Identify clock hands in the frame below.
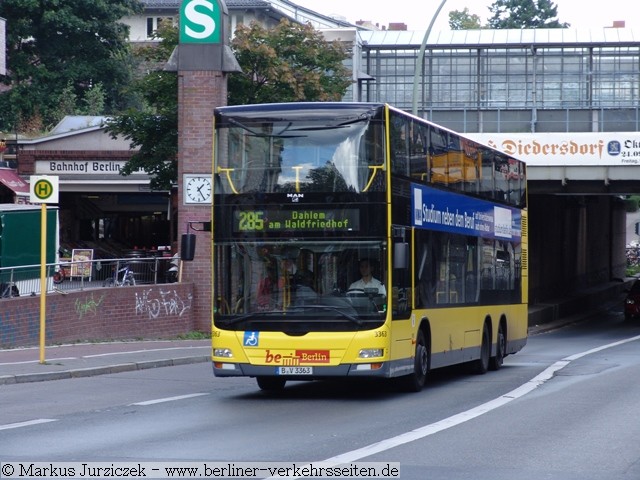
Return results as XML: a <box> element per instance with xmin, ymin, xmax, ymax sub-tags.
<box><xmin>186</xmin><ymin>176</ymin><xmax>211</xmax><ymax>203</ymax></box>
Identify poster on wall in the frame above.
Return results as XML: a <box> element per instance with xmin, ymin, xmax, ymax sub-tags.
<box><xmin>71</xmin><ymin>249</ymin><xmax>93</xmax><ymax>279</ymax></box>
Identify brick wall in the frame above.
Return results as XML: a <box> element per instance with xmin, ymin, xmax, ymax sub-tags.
<box><xmin>0</xmin><ymin>283</ymin><xmax>195</xmax><ymax>349</ymax></box>
<box><xmin>177</xmin><ymin>70</ymin><xmax>228</xmax><ymax>331</ymax></box>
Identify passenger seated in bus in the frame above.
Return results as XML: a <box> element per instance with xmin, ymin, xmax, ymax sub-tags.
<box><xmin>257</xmin><ymin>266</ymin><xmax>277</xmax><ymax>310</ymax></box>
<box><xmin>293</xmin><ymin>269</ymin><xmax>317</xmax><ymax>304</ymax></box>
<box><xmin>348</xmin><ymin>258</ymin><xmax>386</xmax><ymax>296</ymax></box>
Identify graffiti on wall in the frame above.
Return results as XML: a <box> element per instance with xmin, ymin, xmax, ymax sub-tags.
<box><xmin>75</xmin><ymin>293</ymin><xmax>105</xmax><ymax>319</ymax></box>
<box><xmin>135</xmin><ymin>288</ymin><xmax>193</xmax><ymax>319</ymax></box>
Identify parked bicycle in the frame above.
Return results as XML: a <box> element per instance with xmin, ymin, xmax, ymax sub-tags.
<box><xmin>0</xmin><ymin>281</ymin><xmax>20</xmax><ymax>298</ymax></box>
<box><xmin>103</xmin><ymin>262</ymin><xmax>136</xmax><ymax>287</ymax></box>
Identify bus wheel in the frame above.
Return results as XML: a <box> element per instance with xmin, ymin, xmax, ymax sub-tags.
<box><xmin>398</xmin><ymin>329</ymin><xmax>429</xmax><ymax>392</ymax></box>
<box><xmin>489</xmin><ymin>323</ymin><xmax>505</xmax><ymax>371</ymax></box>
<box><xmin>256</xmin><ymin>376</ymin><xmax>286</xmax><ymax>391</ymax></box>
<box><xmin>471</xmin><ymin>323</ymin><xmax>490</xmax><ymax>375</ymax></box>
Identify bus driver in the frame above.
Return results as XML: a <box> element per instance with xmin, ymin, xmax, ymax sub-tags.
<box><xmin>349</xmin><ymin>258</ymin><xmax>386</xmax><ymax>296</ymax></box>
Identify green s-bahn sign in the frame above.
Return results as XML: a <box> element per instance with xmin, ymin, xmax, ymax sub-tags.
<box><xmin>180</xmin><ymin>0</ymin><xmax>222</xmax><ymax>44</ymax></box>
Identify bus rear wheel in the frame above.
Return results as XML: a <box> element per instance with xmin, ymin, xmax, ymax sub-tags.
<box><xmin>256</xmin><ymin>376</ymin><xmax>286</xmax><ymax>391</ymax></box>
<box><xmin>489</xmin><ymin>323</ymin><xmax>505</xmax><ymax>371</ymax></box>
<box><xmin>398</xmin><ymin>329</ymin><xmax>429</xmax><ymax>392</ymax></box>
<box><xmin>470</xmin><ymin>323</ymin><xmax>490</xmax><ymax>374</ymax></box>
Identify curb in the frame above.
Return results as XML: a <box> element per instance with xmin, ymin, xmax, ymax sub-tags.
<box><xmin>0</xmin><ymin>355</ymin><xmax>209</xmax><ymax>386</ymax></box>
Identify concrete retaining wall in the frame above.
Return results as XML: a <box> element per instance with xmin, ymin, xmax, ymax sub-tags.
<box><xmin>528</xmin><ymin>279</ymin><xmax>632</xmax><ymax>327</ymax></box>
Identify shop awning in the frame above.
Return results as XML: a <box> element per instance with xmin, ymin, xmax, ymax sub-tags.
<box><xmin>0</xmin><ymin>169</ymin><xmax>30</xmax><ymax>195</ymax></box>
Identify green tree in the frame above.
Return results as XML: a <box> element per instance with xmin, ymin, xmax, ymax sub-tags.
<box><xmin>107</xmin><ymin>19</ymin><xmax>352</xmax><ymax>190</ymax></box>
<box><xmin>449</xmin><ymin>8</ymin><xmax>483</xmax><ymax>30</ymax></box>
<box><xmin>626</xmin><ymin>196</ymin><xmax>640</xmax><ymax>213</ymax></box>
<box><xmin>0</xmin><ymin>0</ymin><xmax>142</xmax><ymax>133</ymax></box>
<box><xmin>82</xmin><ymin>83</ymin><xmax>107</xmax><ymax>116</ymax></box>
<box><xmin>487</xmin><ymin>0</ymin><xmax>569</xmax><ymax>29</ymax></box>
<box><xmin>228</xmin><ymin>19</ymin><xmax>351</xmax><ymax>105</ymax></box>
<box><xmin>52</xmin><ymin>82</ymin><xmax>79</xmax><ymax>123</ymax></box>
<box><xmin>105</xmin><ymin>20</ymin><xmax>179</xmax><ymax>191</ymax></box>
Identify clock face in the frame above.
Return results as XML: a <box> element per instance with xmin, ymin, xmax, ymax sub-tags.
<box><xmin>185</xmin><ymin>175</ymin><xmax>212</xmax><ymax>204</ymax></box>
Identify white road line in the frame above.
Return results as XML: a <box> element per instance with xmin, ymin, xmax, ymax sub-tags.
<box><xmin>84</xmin><ymin>347</ymin><xmax>209</xmax><ymax>358</ymax></box>
<box><xmin>129</xmin><ymin>393</ymin><xmax>209</xmax><ymax>406</ymax></box>
<box><xmin>0</xmin><ymin>358</ymin><xmax>77</xmax><ymax>366</ymax></box>
<box><xmin>319</xmin><ymin>333</ymin><xmax>640</xmax><ymax>465</ymax></box>
<box><xmin>0</xmin><ymin>419</ymin><xmax>58</xmax><ymax>431</ymax></box>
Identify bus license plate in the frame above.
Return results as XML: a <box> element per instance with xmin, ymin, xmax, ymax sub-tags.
<box><xmin>277</xmin><ymin>366</ymin><xmax>313</xmax><ymax>375</ymax></box>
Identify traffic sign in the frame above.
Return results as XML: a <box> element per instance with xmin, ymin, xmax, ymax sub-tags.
<box><xmin>180</xmin><ymin>0</ymin><xmax>222</xmax><ymax>44</ymax></box>
<box><xmin>30</xmin><ymin>175</ymin><xmax>59</xmax><ymax>204</ymax></box>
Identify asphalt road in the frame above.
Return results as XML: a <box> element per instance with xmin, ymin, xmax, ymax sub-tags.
<box><xmin>2</xmin><ymin>307</ymin><xmax>640</xmax><ymax>480</ymax></box>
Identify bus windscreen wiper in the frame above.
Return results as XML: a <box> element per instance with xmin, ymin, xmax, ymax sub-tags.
<box><xmin>294</xmin><ymin>305</ymin><xmax>364</xmax><ymax>326</ymax></box>
<box><xmin>228</xmin><ymin>119</ymin><xmax>305</xmax><ymax>138</ymax></box>
<box><xmin>222</xmin><ymin>310</ymin><xmax>290</xmax><ymax>326</ymax></box>
<box><xmin>290</xmin><ymin>115</ymin><xmax>371</xmax><ymax>132</ymax></box>
<box><xmin>222</xmin><ymin>306</ymin><xmax>363</xmax><ymax>326</ymax></box>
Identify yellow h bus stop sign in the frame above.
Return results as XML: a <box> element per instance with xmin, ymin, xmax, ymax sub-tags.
<box><xmin>30</xmin><ymin>175</ymin><xmax>59</xmax><ymax>204</ymax></box>
<box><xmin>29</xmin><ymin>175</ymin><xmax>59</xmax><ymax>363</ymax></box>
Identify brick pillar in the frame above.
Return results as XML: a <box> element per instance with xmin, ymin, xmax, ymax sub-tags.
<box><xmin>178</xmin><ymin>71</ymin><xmax>227</xmax><ymax>332</ymax></box>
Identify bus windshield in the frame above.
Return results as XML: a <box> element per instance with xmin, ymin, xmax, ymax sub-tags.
<box><xmin>215</xmin><ymin>104</ymin><xmax>386</xmax><ymax>194</ymax></box>
<box><xmin>214</xmin><ymin>240</ymin><xmax>388</xmax><ymax>332</ymax></box>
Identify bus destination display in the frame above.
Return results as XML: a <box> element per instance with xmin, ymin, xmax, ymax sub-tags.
<box><xmin>233</xmin><ymin>208</ymin><xmax>360</xmax><ymax>233</ymax></box>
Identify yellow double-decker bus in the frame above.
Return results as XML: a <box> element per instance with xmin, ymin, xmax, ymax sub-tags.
<box><xmin>211</xmin><ymin>102</ymin><xmax>527</xmax><ymax>391</ymax></box>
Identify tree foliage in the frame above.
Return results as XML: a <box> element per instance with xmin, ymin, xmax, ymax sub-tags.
<box><xmin>105</xmin><ymin>21</ymin><xmax>179</xmax><ymax>191</ymax></box>
<box><xmin>449</xmin><ymin>8</ymin><xmax>483</xmax><ymax>30</ymax></box>
<box><xmin>487</xmin><ymin>0</ymin><xmax>569</xmax><ymax>29</ymax></box>
<box><xmin>0</xmin><ymin>0</ymin><xmax>142</xmax><ymax>133</ymax></box>
<box><xmin>108</xmin><ymin>19</ymin><xmax>352</xmax><ymax>190</ymax></box>
<box><xmin>228</xmin><ymin>19</ymin><xmax>351</xmax><ymax>105</ymax></box>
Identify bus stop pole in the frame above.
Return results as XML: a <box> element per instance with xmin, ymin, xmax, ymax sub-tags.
<box><xmin>39</xmin><ymin>203</ymin><xmax>47</xmax><ymax>364</ymax></box>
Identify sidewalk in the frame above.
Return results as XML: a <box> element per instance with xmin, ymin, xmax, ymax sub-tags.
<box><xmin>0</xmin><ymin>280</ymin><xmax>631</xmax><ymax>386</ymax></box>
<box><xmin>0</xmin><ymin>339</ymin><xmax>210</xmax><ymax>385</ymax></box>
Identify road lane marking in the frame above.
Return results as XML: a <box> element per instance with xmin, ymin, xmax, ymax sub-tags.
<box><xmin>0</xmin><ymin>358</ymin><xmax>77</xmax><ymax>366</ymax></box>
<box><xmin>320</xmin><ymin>333</ymin><xmax>640</xmax><ymax>465</ymax></box>
<box><xmin>0</xmin><ymin>419</ymin><xmax>58</xmax><ymax>431</ymax></box>
<box><xmin>129</xmin><ymin>393</ymin><xmax>209</xmax><ymax>406</ymax></box>
<box><xmin>84</xmin><ymin>347</ymin><xmax>210</xmax><ymax>359</ymax></box>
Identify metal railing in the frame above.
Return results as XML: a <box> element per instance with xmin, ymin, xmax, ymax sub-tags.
<box><xmin>0</xmin><ymin>256</ymin><xmax>179</xmax><ymax>298</ymax></box>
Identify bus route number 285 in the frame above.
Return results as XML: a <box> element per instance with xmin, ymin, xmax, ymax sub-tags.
<box><xmin>237</xmin><ymin>211</ymin><xmax>264</xmax><ymax>232</ymax></box>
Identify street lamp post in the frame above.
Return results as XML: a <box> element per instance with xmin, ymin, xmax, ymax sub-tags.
<box><xmin>412</xmin><ymin>0</ymin><xmax>448</xmax><ymax>117</ymax></box>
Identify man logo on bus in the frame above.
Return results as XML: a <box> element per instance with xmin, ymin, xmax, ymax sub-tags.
<box><xmin>287</xmin><ymin>193</ymin><xmax>304</xmax><ymax>203</ymax></box>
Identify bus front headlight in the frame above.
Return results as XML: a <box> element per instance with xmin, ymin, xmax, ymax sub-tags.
<box><xmin>359</xmin><ymin>348</ymin><xmax>383</xmax><ymax>358</ymax></box>
<box><xmin>214</xmin><ymin>348</ymin><xmax>234</xmax><ymax>358</ymax></box>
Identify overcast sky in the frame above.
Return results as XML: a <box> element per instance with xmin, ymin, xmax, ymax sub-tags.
<box><xmin>289</xmin><ymin>0</ymin><xmax>634</xmax><ymax>31</ymax></box>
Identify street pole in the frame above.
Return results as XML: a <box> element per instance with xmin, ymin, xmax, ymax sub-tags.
<box><xmin>412</xmin><ymin>0</ymin><xmax>448</xmax><ymax>117</ymax></box>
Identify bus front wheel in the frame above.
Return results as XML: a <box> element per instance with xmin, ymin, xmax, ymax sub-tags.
<box><xmin>398</xmin><ymin>329</ymin><xmax>429</xmax><ymax>392</ymax></box>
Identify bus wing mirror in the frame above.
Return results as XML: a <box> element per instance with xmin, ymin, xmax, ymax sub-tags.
<box><xmin>394</xmin><ymin>242</ymin><xmax>409</xmax><ymax>269</ymax></box>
